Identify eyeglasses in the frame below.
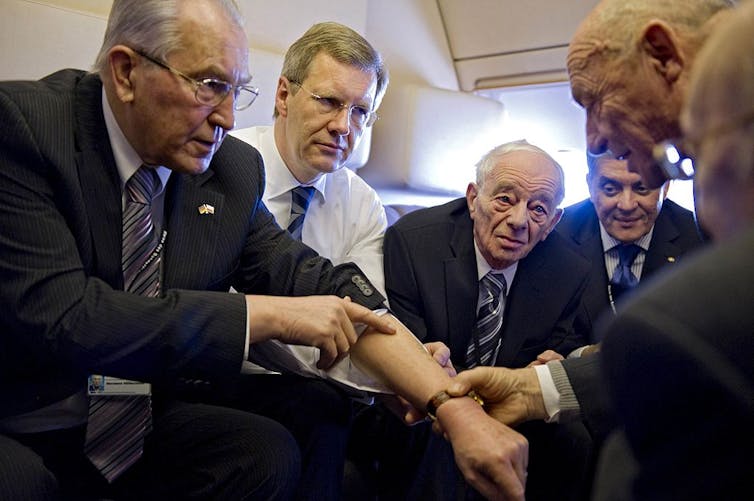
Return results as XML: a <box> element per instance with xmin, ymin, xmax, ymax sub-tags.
<box><xmin>290</xmin><ymin>81</ymin><xmax>378</xmax><ymax>129</ymax></box>
<box><xmin>134</xmin><ymin>50</ymin><xmax>259</xmax><ymax>111</ymax></box>
<box><xmin>653</xmin><ymin>108</ymin><xmax>754</xmax><ymax>181</ymax></box>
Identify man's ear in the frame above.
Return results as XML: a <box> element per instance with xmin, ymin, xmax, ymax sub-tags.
<box><xmin>586</xmin><ymin>171</ymin><xmax>599</xmax><ymax>200</ymax></box>
<box><xmin>275</xmin><ymin>77</ymin><xmax>291</xmax><ymax>117</ymax></box>
<box><xmin>108</xmin><ymin>45</ymin><xmax>138</xmax><ymax>103</ymax></box>
<box><xmin>466</xmin><ymin>182</ymin><xmax>479</xmax><ymax>215</ymax></box>
<box><xmin>641</xmin><ymin>21</ymin><xmax>684</xmax><ymax>84</ymax></box>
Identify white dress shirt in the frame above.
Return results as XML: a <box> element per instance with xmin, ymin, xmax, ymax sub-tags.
<box><xmin>231</xmin><ymin>126</ymin><xmax>388</xmax><ymax>296</ymax></box>
<box><xmin>231</xmin><ymin>125</ymin><xmax>392</xmax><ymax>394</ymax></box>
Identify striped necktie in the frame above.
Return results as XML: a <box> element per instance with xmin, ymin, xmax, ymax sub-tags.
<box><xmin>466</xmin><ymin>272</ymin><xmax>507</xmax><ymax>368</ymax></box>
<box><xmin>85</xmin><ymin>166</ymin><xmax>160</xmax><ymax>482</ymax></box>
<box><xmin>287</xmin><ymin>186</ymin><xmax>316</xmax><ymax>240</ymax></box>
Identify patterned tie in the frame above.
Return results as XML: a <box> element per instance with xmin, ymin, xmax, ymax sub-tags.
<box><xmin>85</xmin><ymin>166</ymin><xmax>160</xmax><ymax>482</ymax></box>
<box><xmin>466</xmin><ymin>272</ymin><xmax>507</xmax><ymax>368</ymax></box>
<box><xmin>609</xmin><ymin>243</ymin><xmax>641</xmax><ymax>303</ymax></box>
<box><xmin>287</xmin><ymin>186</ymin><xmax>316</xmax><ymax>240</ymax></box>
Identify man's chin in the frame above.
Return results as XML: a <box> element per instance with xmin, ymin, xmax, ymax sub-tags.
<box><xmin>169</xmin><ymin>157</ymin><xmax>212</xmax><ymax>176</ymax></box>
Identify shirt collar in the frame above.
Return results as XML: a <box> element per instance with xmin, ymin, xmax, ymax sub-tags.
<box><xmin>598</xmin><ymin>222</ymin><xmax>655</xmax><ymax>253</ymax></box>
<box><xmin>473</xmin><ymin>238</ymin><xmax>518</xmax><ymax>288</ymax></box>
<box><xmin>262</xmin><ymin>125</ymin><xmax>326</xmax><ymax>202</ymax></box>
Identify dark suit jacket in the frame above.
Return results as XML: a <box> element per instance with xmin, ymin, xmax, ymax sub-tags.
<box><xmin>0</xmin><ymin>69</ymin><xmax>384</xmax><ymax>419</ymax></box>
<box><xmin>384</xmin><ymin>198</ymin><xmax>591</xmax><ymax>368</ymax></box>
<box><xmin>556</xmin><ymin>198</ymin><xmax>705</xmax><ymax>339</ymax></box>
<box><xmin>594</xmin><ymin>225</ymin><xmax>754</xmax><ymax>500</ymax></box>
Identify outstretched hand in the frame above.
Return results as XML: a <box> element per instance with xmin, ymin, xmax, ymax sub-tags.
<box><xmin>246</xmin><ymin>295</ymin><xmax>395</xmax><ymax>369</ymax></box>
<box><xmin>445</xmin><ymin>366</ymin><xmax>547</xmax><ymax>426</ymax></box>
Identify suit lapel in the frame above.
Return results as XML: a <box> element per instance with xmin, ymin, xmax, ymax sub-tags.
<box><xmin>572</xmin><ymin>204</ymin><xmax>612</xmax><ymax>316</ymax></box>
<box><xmin>162</xmin><ymin>170</ymin><xmax>224</xmax><ymax>289</ymax></box>
<box><xmin>74</xmin><ymin>74</ymin><xmax>124</xmax><ymax>289</ymax></box>
<box><xmin>644</xmin><ymin>205</ymin><xmax>682</xmax><ymax>277</ymax></box>
<box><xmin>496</xmin><ymin>243</ymin><xmax>548</xmax><ymax>367</ymax></box>
<box><xmin>444</xmin><ymin>206</ymin><xmax>479</xmax><ymax>361</ymax></box>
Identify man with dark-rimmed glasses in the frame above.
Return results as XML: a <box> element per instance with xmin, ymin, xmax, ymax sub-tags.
<box><xmin>0</xmin><ymin>2</ymin><xmax>529</xmax><ymax>499</ymax></box>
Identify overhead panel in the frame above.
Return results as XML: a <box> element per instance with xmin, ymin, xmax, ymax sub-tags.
<box><xmin>437</xmin><ymin>0</ymin><xmax>600</xmax><ymax>90</ymax></box>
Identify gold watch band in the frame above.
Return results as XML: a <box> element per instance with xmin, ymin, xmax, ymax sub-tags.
<box><xmin>426</xmin><ymin>389</ymin><xmax>484</xmax><ymax>421</ymax></box>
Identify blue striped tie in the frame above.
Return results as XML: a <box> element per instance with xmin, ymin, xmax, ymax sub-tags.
<box><xmin>466</xmin><ymin>272</ymin><xmax>507</xmax><ymax>368</ymax></box>
<box><xmin>85</xmin><ymin>166</ymin><xmax>159</xmax><ymax>482</ymax></box>
<box><xmin>287</xmin><ymin>186</ymin><xmax>316</xmax><ymax>240</ymax></box>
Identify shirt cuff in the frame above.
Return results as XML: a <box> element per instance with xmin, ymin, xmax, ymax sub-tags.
<box><xmin>533</xmin><ymin>364</ymin><xmax>561</xmax><ymax>423</ymax></box>
<box><xmin>546</xmin><ymin>360</ymin><xmax>581</xmax><ymax>422</ymax></box>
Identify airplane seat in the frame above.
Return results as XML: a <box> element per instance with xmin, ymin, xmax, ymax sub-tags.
<box><xmin>384</xmin><ymin>203</ymin><xmax>425</xmax><ymax>226</ymax></box>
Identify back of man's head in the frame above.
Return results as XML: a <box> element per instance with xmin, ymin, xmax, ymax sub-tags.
<box><xmin>683</xmin><ymin>0</ymin><xmax>754</xmax><ymax>239</ymax></box>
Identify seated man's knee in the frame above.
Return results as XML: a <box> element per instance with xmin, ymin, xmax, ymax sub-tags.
<box><xmin>0</xmin><ymin>435</ymin><xmax>59</xmax><ymax>500</ymax></box>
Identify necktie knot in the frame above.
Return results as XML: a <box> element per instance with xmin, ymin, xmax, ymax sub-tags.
<box><xmin>127</xmin><ymin>166</ymin><xmax>160</xmax><ymax>205</ymax></box>
<box><xmin>480</xmin><ymin>272</ymin><xmax>506</xmax><ymax>313</ymax></box>
<box><xmin>287</xmin><ymin>186</ymin><xmax>316</xmax><ymax>240</ymax></box>
<box><xmin>610</xmin><ymin>243</ymin><xmax>641</xmax><ymax>291</ymax></box>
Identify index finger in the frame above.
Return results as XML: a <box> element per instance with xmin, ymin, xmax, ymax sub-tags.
<box><xmin>341</xmin><ymin>300</ymin><xmax>396</xmax><ymax>335</ymax></box>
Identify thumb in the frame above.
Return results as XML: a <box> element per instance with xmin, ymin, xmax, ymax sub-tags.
<box><xmin>447</xmin><ymin>374</ymin><xmax>474</xmax><ymax>397</ymax></box>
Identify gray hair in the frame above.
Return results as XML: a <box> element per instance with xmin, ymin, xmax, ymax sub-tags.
<box><xmin>93</xmin><ymin>0</ymin><xmax>245</xmax><ymax>74</ymax></box>
<box><xmin>570</xmin><ymin>0</ymin><xmax>736</xmax><ymax>71</ymax></box>
<box><xmin>476</xmin><ymin>140</ymin><xmax>566</xmax><ymax>206</ymax></box>
<box><xmin>275</xmin><ymin>21</ymin><xmax>389</xmax><ymax>118</ymax></box>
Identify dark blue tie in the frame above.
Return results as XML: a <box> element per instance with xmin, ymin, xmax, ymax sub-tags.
<box><xmin>466</xmin><ymin>272</ymin><xmax>507</xmax><ymax>368</ymax></box>
<box><xmin>287</xmin><ymin>186</ymin><xmax>316</xmax><ymax>240</ymax></box>
<box><xmin>611</xmin><ymin>244</ymin><xmax>641</xmax><ymax>289</ymax></box>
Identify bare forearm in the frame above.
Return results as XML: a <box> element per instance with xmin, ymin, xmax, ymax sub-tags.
<box><xmin>350</xmin><ymin>315</ymin><xmax>452</xmax><ymax>412</ymax></box>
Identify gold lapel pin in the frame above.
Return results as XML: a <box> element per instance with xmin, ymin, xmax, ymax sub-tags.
<box><xmin>197</xmin><ymin>203</ymin><xmax>215</xmax><ymax>215</ymax></box>
<box><xmin>667</xmin><ymin>256</ymin><xmax>676</xmax><ymax>263</ymax></box>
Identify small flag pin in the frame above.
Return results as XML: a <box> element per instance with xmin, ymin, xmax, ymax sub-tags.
<box><xmin>198</xmin><ymin>203</ymin><xmax>215</xmax><ymax>215</ymax></box>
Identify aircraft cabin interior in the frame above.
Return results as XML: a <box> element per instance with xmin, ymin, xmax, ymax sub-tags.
<box><xmin>0</xmin><ymin>0</ymin><xmax>696</xmax><ymax>214</ymax></box>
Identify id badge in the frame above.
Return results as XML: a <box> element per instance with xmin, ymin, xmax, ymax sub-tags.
<box><xmin>87</xmin><ymin>375</ymin><xmax>151</xmax><ymax>396</ymax></box>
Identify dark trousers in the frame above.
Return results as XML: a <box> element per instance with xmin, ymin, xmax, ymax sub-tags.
<box><xmin>347</xmin><ymin>403</ymin><xmax>596</xmax><ymax>501</ymax></box>
<box><xmin>3</xmin><ymin>399</ymin><xmax>300</xmax><ymax>500</ymax></box>
<box><xmin>180</xmin><ymin>373</ymin><xmax>354</xmax><ymax>501</ymax></box>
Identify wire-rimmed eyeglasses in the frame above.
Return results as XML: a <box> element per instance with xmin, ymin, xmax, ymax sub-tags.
<box><xmin>134</xmin><ymin>49</ymin><xmax>259</xmax><ymax>111</ymax></box>
<box><xmin>290</xmin><ymin>80</ymin><xmax>378</xmax><ymax>129</ymax></box>
<box><xmin>653</xmin><ymin>108</ymin><xmax>754</xmax><ymax>181</ymax></box>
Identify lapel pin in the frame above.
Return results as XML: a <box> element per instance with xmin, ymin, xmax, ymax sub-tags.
<box><xmin>667</xmin><ymin>256</ymin><xmax>676</xmax><ymax>263</ymax></box>
<box><xmin>197</xmin><ymin>203</ymin><xmax>215</xmax><ymax>215</ymax></box>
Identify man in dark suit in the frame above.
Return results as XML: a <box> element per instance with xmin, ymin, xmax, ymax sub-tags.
<box><xmin>557</xmin><ymin>154</ymin><xmax>704</xmax><ymax>338</ymax></box>
<box><xmin>349</xmin><ymin>140</ymin><xmax>592</xmax><ymax>500</ymax></box>
<box><xmin>0</xmin><ymin>1</ymin><xmax>528</xmax><ymax>499</ymax></box>
<box><xmin>441</xmin><ymin>0</ymin><xmax>752</xmax><ymax>499</ymax></box>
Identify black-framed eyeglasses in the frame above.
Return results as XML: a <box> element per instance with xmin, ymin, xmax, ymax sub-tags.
<box><xmin>134</xmin><ymin>49</ymin><xmax>259</xmax><ymax>111</ymax></box>
<box><xmin>289</xmin><ymin>80</ymin><xmax>378</xmax><ymax>129</ymax></box>
<box><xmin>653</xmin><ymin>108</ymin><xmax>754</xmax><ymax>181</ymax></box>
